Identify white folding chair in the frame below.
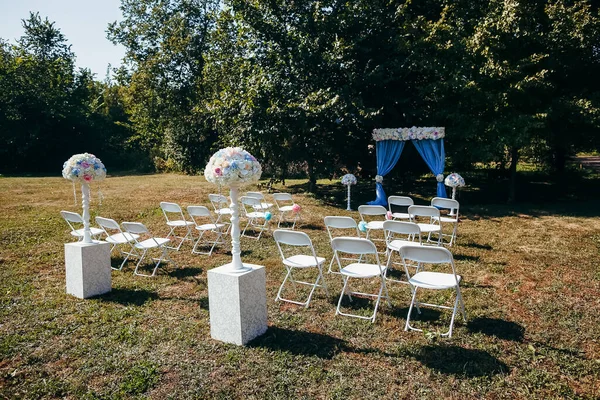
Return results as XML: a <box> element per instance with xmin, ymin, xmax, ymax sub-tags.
<box><xmin>159</xmin><ymin>202</ymin><xmax>195</xmax><ymax>251</ymax></box>
<box><xmin>60</xmin><ymin>210</ymin><xmax>104</xmax><ymax>242</ymax></box>
<box><xmin>431</xmin><ymin>197</ymin><xmax>460</xmax><ymax>246</ymax></box>
<box><xmin>246</xmin><ymin>191</ymin><xmax>273</xmax><ymax>210</ymax></box>
<box><xmin>324</xmin><ymin>216</ymin><xmax>361</xmax><ymax>274</ymax></box>
<box><xmin>388</xmin><ymin>195</ymin><xmax>414</xmax><ymax>220</ymax></box>
<box><xmin>273</xmin><ymin>230</ymin><xmax>328</xmax><ymax>308</ymax></box>
<box><xmin>187</xmin><ymin>205</ymin><xmax>226</xmax><ymax>256</ymax></box>
<box><xmin>240</xmin><ymin>196</ymin><xmax>270</xmax><ymax>239</ymax></box>
<box><xmin>401</xmin><ymin>245</ymin><xmax>466</xmax><ymax>337</ymax></box>
<box><xmin>331</xmin><ymin>237</ymin><xmax>390</xmax><ymax>323</ymax></box>
<box><xmin>358</xmin><ymin>205</ymin><xmax>388</xmax><ymax>253</ymax></box>
<box><xmin>408</xmin><ymin>205</ymin><xmax>442</xmax><ymax>245</ymax></box>
<box><xmin>272</xmin><ymin>193</ymin><xmax>300</xmax><ymax>229</ymax></box>
<box><xmin>208</xmin><ymin>194</ymin><xmax>232</xmax><ymax>233</ymax></box>
<box><xmin>383</xmin><ymin>220</ymin><xmax>423</xmax><ymax>284</ymax></box>
<box><xmin>121</xmin><ymin>222</ymin><xmax>177</xmax><ymax>277</ymax></box>
<box><xmin>95</xmin><ymin>216</ymin><xmax>140</xmax><ymax>270</ymax></box>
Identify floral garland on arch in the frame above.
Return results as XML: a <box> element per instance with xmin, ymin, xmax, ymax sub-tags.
<box><xmin>372</xmin><ymin>127</ymin><xmax>445</xmax><ymax>142</ymax></box>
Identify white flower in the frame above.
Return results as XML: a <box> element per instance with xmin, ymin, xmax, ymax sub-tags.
<box><xmin>436</xmin><ymin>174</ymin><xmax>445</xmax><ymax>183</ymax></box>
<box><xmin>375</xmin><ymin>175</ymin><xmax>383</xmax><ymax>183</ymax></box>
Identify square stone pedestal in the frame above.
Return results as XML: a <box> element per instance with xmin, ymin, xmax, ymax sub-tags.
<box><xmin>65</xmin><ymin>242</ymin><xmax>111</xmax><ymax>299</ymax></box>
<box><xmin>207</xmin><ymin>263</ymin><xmax>268</xmax><ymax>345</ymax></box>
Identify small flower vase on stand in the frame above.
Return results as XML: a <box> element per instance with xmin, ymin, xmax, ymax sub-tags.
<box><xmin>341</xmin><ymin>174</ymin><xmax>357</xmax><ymax>211</ymax></box>
<box><xmin>444</xmin><ymin>173</ymin><xmax>465</xmax><ymax>216</ymax></box>
<box><xmin>204</xmin><ymin>147</ymin><xmax>267</xmax><ymax>346</ymax></box>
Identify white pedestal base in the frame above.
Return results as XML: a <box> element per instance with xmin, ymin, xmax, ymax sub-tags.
<box><xmin>65</xmin><ymin>242</ymin><xmax>111</xmax><ymax>299</ymax></box>
<box><xmin>207</xmin><ymin>263</ymin><xmax>267</xmax><ymax>345</ymax></box>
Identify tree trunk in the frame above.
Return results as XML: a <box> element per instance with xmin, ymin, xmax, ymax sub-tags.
<box><xmin>552</xmin><ymin>144</ymin><xmax>568</xmax><ymax>173</ymax></box>
<box><xmin>307</xmin><ymin>158</ymin><xmax>317</xmax><ymax>193</ymax></box>
<box><xmin>508</xmin><ymin>146</ymin><xmax>519</xmax><ymax>203</ymax></box>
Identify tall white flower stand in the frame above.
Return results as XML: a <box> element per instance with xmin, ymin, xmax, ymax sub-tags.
<box><xmin>65</xmin><ymin>182</ymin><xmax>111</xmax><ymax>299</ymax></box>
<box><xmin>207</xmin><ymin>186</ymin><xmax>267</xmax><ymax>345</ymax></box>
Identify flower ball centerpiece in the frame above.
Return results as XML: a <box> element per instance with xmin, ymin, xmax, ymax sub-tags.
<box><xmin>444</xmin><ymin>173</ymin><xmax>465</xmax><ymax>200</ymax></box>
<box><xmin>341</xmin><ymin>173</ymin><xmax>357</xmax><ymax>211</ymax></box>
<box><xmin>205</xmin><ymin>147</ymin><xmax>262</xmax><ymax>272</ymax></box>
<box><xmin>62</xmin><ymin>153</ymin><xmax>107</xmax><ymax>243</ymax></box>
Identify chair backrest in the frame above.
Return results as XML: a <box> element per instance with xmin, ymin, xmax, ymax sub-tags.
<box><xmin>273</xmin><ymin>229</ymin><xmax>312</xmax><ymax>247</ymax></box>
<box><xmin>61</xmin><ymin>210</ymin><xmax>83</xmax><ymax>224</ymax></box>
<box><xmin>121</xmin><ymin>222</ymin><xmax>149</xmax><ymax>235</ymax></box>
<box><xmin>388</xmin><ymin>195</ymin><xmax>414</xmax><ymax>210</ymax></box>
<box><xmin>160</xmin><ymin>201</ymin><xmax>182</xmax><ymax>213</ymax></box>
<box><xmin>208</xmin><ymin>194</ymin><xmax>229</xmax><ymax>209</ymax></box>
<box><xmin>272</xmin><ymin>193</ymin><xmax>293</xmax><ymax>202</ymax></box>
<box><xmin>324</xmin><ymin>216</ymin><xmax>360</xmax><ymax>240</ymax></box>
<box><xmin>358</xmin><ymin>205</ymin><xmax>387</xmax><ymax>224</ymax></box>
<box><xmin>331</xmin><ymin>237</ymin><xmax>377</xmax><ymax>255</ymax></box>
<box><xmin>96</xmin><ymin>216</ymin><xmax>121</xmax><ymax>231</ymax></box>
<box><xmin>240</xmin><ymin>196</ymin><xmax>262</xmax><ymax>214</ymax></box>
<box><xmin>431</xmin><ymin>197</ymin><xmax>459</xmax><ymax>213</ymax></box>
<box><xmin>401</xmin><ymin>245</ymin><xmax>458</xmax><ymax>278</ymax></box>
<box><xmin>187</xmin><ymin>205</ymin><xmax>212</xmax><ymax>218</ymax></box>
<box><xmin>408</xmin><ymin>205</ymin><xmax>440</xmax><ymax>218</ymax></box>
<box><xmin>246</xmin><ymin>191</ymin><xmax>265</xmax><ymax>200</ymax></box>
<box><xmin>383</xmin><ymin>220</ymin><xmax>421</xmax><ymax>236</ymax></box>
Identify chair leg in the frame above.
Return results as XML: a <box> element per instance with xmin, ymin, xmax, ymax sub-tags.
<box><xmin>133</xmin><ymin>249</ymin><xmax>149</xmax><ymax>276</ymax></box>
<box><xmin>405</xmin><ymin>286</ymin><xmax>419</xmax><ymax>332</ymax></box>
<box><xmin>336</xmin><ymin>276</ymin><xmax>350</xmax><ymax>315</ymax></box>
<box><xmin>275</xmin><ymin>268</ymin><xmax>293</xmax><ymax>302</ymax></box>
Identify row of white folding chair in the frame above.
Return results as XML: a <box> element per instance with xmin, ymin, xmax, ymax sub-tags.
<box><xmin>247</xmin><ymin>192</ymin><xmax>300</xmax><ymax>229</ymax></box>
<box><xmin>273</xmin><ymin>229</ymin><xmax>465</xmax><ymax>335</ymax></box>
<box><xmin>388</xmin><ymin>196</ymin><xmax>460</xmax><ymax>246</ymax></box>
<box><xmin>160</xmin><ymin>202</ymin><xmax>226</xmax><ymax>255</ymax></box>
<box><xmin>94</xmin><ymin>216</ymin><xmax>176</xmax><ymax>277</ymax></box>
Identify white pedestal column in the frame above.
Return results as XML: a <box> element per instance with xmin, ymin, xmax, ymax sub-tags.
<box><xmin>207</xmin><ymin>263</ymin><xmax>267</xmax><ymax>345</ymax></box>
<box><xmin>65</xmin><ymin>242</ymin><xmax>111</xmax><ymax>299</ymax></box>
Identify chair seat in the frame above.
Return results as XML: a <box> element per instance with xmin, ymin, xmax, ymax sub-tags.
<box><xmin>341</xmin><ymin>263</ymin><xmax>387</xmax><ymax>278</ymax></box>
<box><xmin>246</xmin><ymin>212</ymin><xmax>266</xmax><ymax>218</ymax></box>
<box><xmin>392</xmin><ymin>212</ymin><xmax>411</xmax><ymax>219</ymax></box>
<box><xmin>279</xmin><ymin>205</ymin><xmax>294</xmax><ymax>212</ymax></box>
<box><xmin>417</xmin><ymin>223</ymin><xmax>441</xmax><ymax>233</ymax></box>
<box><xmin>366</xmin><ymin>221</ymin><xmax>385</xmax><ymax>230</ymax></box>
<box><xmin>135</xmin><ymin>237</ymin><xmax>170</xmax><ymax>249</ymax></box>
<box><xmin>72</xmin><ymin>227</ymin><xmax>105</xmax><ymax>237</ymax></box>
<box><xmin>105</xmin><ymin>232</ymin><xmax>140</xmax><ymax>244</ymax></box>
<box><xmin>166</xmin><ymin>220</ymin><xmax>194</xmax><ymax>227</ymax></box>
<box><xmin>195</xmin><ymin>223</ymin><xmax>225</xmax><ymax>231</ymax></box>
<box><xmin>409</xmin><ymin>271</ymin><xmax>461</xmax><ymax>290</ymax></box>
<box><xmin>433</xmin><ymin>216</ymin><xmax>458</xmax><ymax>223</ymax></box>
<box><xmin>216</xmin><ymin>208</ymin><xmax>233</xmax><ymax>215</ymax></box>
<box><xmin>388</xmin><ymin>239</ymin><xmax>422</xmax><ymax>252</ymax></box>
<box><xmin>283</xmin><ymin>255</ymin><xmax>325</xmax><ymax>268</ymax></box>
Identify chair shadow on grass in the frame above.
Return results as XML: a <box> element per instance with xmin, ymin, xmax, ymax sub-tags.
<box><xmin>412</xmin><ymin>345</ymin><xmax>509</xmax><ymax>377</ymax></box>
<box><xmin>249</xmin><ymin>326</ymin><xmax>346</xmax><ymax>360</ymax></box>
<box><xmin>97</xmin><ymin>288</ymin><xmax>158</xmax><ymax>306</ymax></box>
<box><xmin>453</xmin><ymin>254</ymin><xmax>480</xmax><ymax>262</ymax></box>
<box><xmin>168</xmin><ymin>266</ymin><xmax>204</xmax><ymax>280</ymax></box>
<box><xmin>462</xmin><ymin>242</ymin><xmax>493</xmax><ymax>251</ymax></box>
<box><xmin>467</xmin><ymin>317</ymin><xmax>525</xmax><ymax>342</ymax></box>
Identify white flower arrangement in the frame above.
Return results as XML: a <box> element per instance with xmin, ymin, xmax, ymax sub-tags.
<box><xmin>62</xmin><ymin>153</ymin><xmax>106</xmax><ymax>183</ymax></box>
<box><xmin>204</xmin><ymin>147</ymin><xmax>262</xmax><ymax>187</ymax></box>
<box><xmin>341</xmin><ymin>173</ymin><xmax>357</xmax><ymax>186</ymax></box>
<box><xmin>372</xmin><ymin>127</ymin><xmax>445</xmax><ymax>142</ymax></box>
<box><xmin>445</xmin><ymin>173</ymin><xmax>465</xmax><ymax>188</ymax></box>
<box><xmin>375</xmin><ymin>175</ymin><xmax>384</xmax><ymax>183</ymax></box>
<box><xmin>436</xmin><ymin>174</ymin><xmax>445</xmax><ymax>183</ymax></box>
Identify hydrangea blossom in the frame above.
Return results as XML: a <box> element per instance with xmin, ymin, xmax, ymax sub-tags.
<box><xmin>62</xmin><ymin>153</ymin><xmax>106</xmax><ymax>183</ymax></box>
<box><xmin>341</xmin><ymin>174</ymin><xmax>357</xmax><ymax>185</ymax></box>
<box><xmin>204</xmin><ymin>147</ymin><xmax>262</xmax><ymax>187</ymax></box>
<box><xmin>444</xmin><ymin>173</ymin><xmax>465</xmax><ymax>188</ymax></box>
<box><xmin>372</xmin><ymin>127</ymin><xmax>445</xmax><ymax>142</ymax></box>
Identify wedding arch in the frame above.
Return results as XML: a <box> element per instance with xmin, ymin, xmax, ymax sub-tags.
<box><xmin>367</xmin><ymin>127</ymin><xmax>447</xmax><ymax>206</ymax></box>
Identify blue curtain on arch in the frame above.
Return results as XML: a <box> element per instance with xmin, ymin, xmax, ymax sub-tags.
<box><xmin>412</xmin><ymin>138</ymin><xmax>448</xmax><ymax>198</ymax></box>
<box><xmin>367</xmin><ymin>140</ymin><xmax>405</xmax><ymax>206</ymax></box>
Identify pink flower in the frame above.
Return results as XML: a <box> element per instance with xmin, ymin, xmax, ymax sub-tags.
<box><xmin>214</xmin><ymin>167</ymin><xmax>222</xmax><ymax>176</ymax></box>
<box><xmin>81</xmin><ymin>162</ymin><xmax>90</xmax><ymax>168</ymax></box>
<box><xmin>386</xmin><ymin>211</ymin><xmax>393</xmax><ymax>220</ymax></box>
<box><xmin>292</xmin><ymin>204</ymin><xmax>301</xmax><ymax>213</ymax></box>
<box><xmin>83</xmin><ymin>174</ymin><xmax>93</xmax><ymax>182</ymax></box>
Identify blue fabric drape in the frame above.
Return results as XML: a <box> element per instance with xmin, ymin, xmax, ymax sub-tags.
<box><xmin>367</xmin><ymin>140</ymin><xmax>405</xmax><ymax>205</ymax></box>
<box><xmin>412</xmin><ymin>139</ymin><xmax>448</xmax><ymax>198</ymax></box>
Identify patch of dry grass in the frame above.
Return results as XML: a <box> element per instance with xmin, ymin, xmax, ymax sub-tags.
<box><xmin>1</xmin><ymin>173</ymin><xmax>599</xmax><ymax>399</ymax></box>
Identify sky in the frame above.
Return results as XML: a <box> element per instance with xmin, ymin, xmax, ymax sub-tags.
<box><xmin>0</xmin><ymin>0</ymin><xmax>126</xmax><ymax>78</ymax></box>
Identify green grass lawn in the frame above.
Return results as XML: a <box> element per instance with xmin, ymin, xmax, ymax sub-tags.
<box><xmin>1</xmin><ymin>173</ymin><xmax>599</xmax><ymax>399</ymax></box>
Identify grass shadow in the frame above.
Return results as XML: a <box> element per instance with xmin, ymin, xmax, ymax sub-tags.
<box><xmin>462</xmin><ymin>242</ymin><xmax>493</xmax><ymax>251</ymax></box>
<box><xmin>198</xmin><ymin>296</ymin><xmax>209</xmax><ymax>310</ymax></box>
<box><xmin>168</xmin><ymin>266</ymin><xmax>204</xmax><ymax>280</ymax></box>
<box><xmin>412</xmin><ymin>345</ymin><xmax>509</xmax><ymax>377</ymax></box>
<box><xmin>453</xmin><ymin>254</ymin><xmax>481</xmax><ymax>262</ymax></box>
<box><xmin>467</xmin><ymin>317</ymin><xmax>525</xmax><ymax>342</ymax></box>
<box><xmin>97</xmin><ymin>288</ymin><xmax>158</xmax><ymax>306</ymax></box>
<box><xmin>389</xmin><ymin>307</ymin><xmax>442</xmax><ymax>323</ymax></box>
<box><xmin>248</xmin><ymin>326</ymin><xmax>346</xmax><ymax>359</ymax></box>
